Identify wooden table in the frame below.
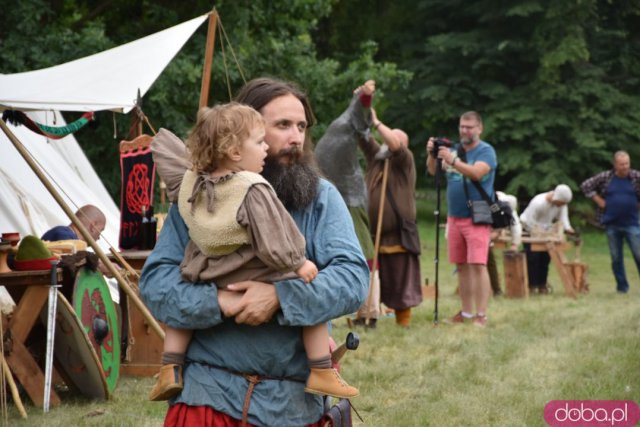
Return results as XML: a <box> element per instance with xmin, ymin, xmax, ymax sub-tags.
<box><xmin>0</xmin><ymin>269</ymin><xmax>64</xmax><ymax>407</ymax></box>
<box><xmin>494</xmin><ymin>230</ymin><xmax>578</xmax><ymax>298</ymax></box>
<box><xmin>109</xmin><ymin>250</ymin><xmax>165</xmax><ymax>376</ymax></box>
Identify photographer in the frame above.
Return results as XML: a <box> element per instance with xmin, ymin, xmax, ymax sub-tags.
<box><xmin>426</xmin><ymin>111</ymin><xmax>496</xmax><ymax>327</ymax></box>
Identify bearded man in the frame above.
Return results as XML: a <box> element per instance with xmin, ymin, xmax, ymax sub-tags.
<box><xmin>426</xmin><ymin>111</ymin><xmax>496</xmax><ymax>327</ymax></box>
<box><xmin>140</xmin><ymin>77</ymin><xmax>368</xmax><ymax>426</ymax></box>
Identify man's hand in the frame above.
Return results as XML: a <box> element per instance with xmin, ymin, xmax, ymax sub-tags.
<box><xmin>427</xmin><ymin>137</ymin><xmax>454</xmax><ymax>164</ymax></box>
<box><xmin>98</xmin><ymin>260</ymin><xmax>120</xmax><ymax>278</ymax></box>
<box><xmin>354</xmin><ymin>79</ymin><xmax>376</xmax><ymax>96</ymax></box>
<box><xmin>362</xmin><ymin>80</ymin><xmax>375</xmax><ymax>95</ymax></box>
<box><xmin>225</xmin><ymin>281</ymin><xmax>280</xmax><ymax>326</ymax></box>
<box><xmin>371</xmin><ymin>108</ymin><xmax>380</xmax><ymax>127</ymax></box>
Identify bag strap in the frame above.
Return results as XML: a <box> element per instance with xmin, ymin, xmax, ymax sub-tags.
<box><xmin>385</xmin><ymin>184</ymin><xmax>408</xmax><ymax>223</ymax></box>
<box><xmin>465</xmin><ymin>178</ymin><xmax>496</xmax><ymax>204</ymax></box>
<box><xmin>458</xmin><ymin>144</ymin><xmax>497</xmax><ymax>205</ymax></box>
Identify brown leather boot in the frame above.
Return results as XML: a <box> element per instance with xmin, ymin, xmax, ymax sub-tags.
<box><xmin>395</xmin><ymin>308</ymin><xmax>412</xmax><ymax>328</ymax></box>
<box><xmin>304</xmin><ymin>368</ymin><xmax>359</xmax><ymax>398</ymax></box>
<box><xmin>149</xmin><ymin>364</ymin><xmax>183</xmax><ymax>401</ymax></box>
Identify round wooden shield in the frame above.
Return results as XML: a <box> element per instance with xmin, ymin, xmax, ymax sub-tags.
<box><xmin>40</xmin><ymin>292</ymin><xmax>108</xmax><ymax>399</ymax></box>
<box><xmin>72</xmin><ymin>267</ymin><xmax>121</xmax><ymax>395</ymax></box>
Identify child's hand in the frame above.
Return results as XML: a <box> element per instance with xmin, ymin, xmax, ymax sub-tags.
<box><xmin>296</xmin><ymin>260</ymin><xmax>318</xmax><ymax>283</ymax></box>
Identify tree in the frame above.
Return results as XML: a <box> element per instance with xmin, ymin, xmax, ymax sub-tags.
<box><xmin>314</xmin><ymin>0</ymin><xmax>640</xmax><ymax>202</ymax></box>
<box><xmin>1</xmin><ymin>0</ymin><xmax>411</xmax><ymax>201</ymax></box>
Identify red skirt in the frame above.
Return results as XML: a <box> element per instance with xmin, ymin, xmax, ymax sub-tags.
<box><xmin>165</xmin><ymin>403</ymin><xmax>326</xmax><ymax>427</ymax></box>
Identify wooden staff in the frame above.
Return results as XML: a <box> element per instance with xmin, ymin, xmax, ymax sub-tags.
<box><xmin>1</xmin><ymin>312</ymin><xmax>27</xmax><ymax>420</ymax></box>
<box><xmin>199</xmin><ymin>9</ymin><xmax>218</xmax><ymax>108</ymax></box>
<box><xmin>109</xmin><ymin>247</ymin><xmax>140</xmax><ymax>282</ymax></box>
<box><xmin>0</xmin><ymin>120</ymin><xmax>165</xmax><ymax>341</ymax></box>
<box><xmin>365</xmin><ymin>159</ymin><xmax>390</xmax><ymax>323</ymax></box>
<box><xmin>1</xmin><ymin>355</ymin><xmax>27</xmax><ymax>419</ymax></box>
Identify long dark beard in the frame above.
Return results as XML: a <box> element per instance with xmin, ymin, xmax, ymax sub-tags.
<box><xmin>262</xmin><ymin>147</ymin><xmax>319</xmax><ymax>211</ymax></box>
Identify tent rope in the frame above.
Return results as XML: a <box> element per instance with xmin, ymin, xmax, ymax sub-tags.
<box><xmin>218</xmin><ymin>17</ymin><xmax>246</xmax><ymax>85</ymax></box>
<box><xmin>141</xmin><ymin>113</ymin><xmax>157</xmax><ymax>136</ymax></box>
<box><xmin>218</xmin><ymin>22</ymin><xmax>233</xmax><ymax>101</ymax></box>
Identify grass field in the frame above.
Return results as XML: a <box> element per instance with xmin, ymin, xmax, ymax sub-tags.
<box><xmin>3</xmin><ymin>193</ymin><xmax>640</xmax><ymax>426</ymax></box>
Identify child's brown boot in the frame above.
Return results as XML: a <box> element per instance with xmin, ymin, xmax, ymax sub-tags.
<box><xmin>304</xmin><ymin>368</ymin><xmax>359</xmax><ymax>398</ymax></box>
<box><xmin>149</xmin><ymin>364</ymin><xmax>183</xmax><ymax>401</ymax></box>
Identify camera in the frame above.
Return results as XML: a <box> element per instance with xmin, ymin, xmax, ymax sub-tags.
<box><xmin>431</xmin><ymin>137</ymin><xmax>452</xmax><ymax>157</ymax></box>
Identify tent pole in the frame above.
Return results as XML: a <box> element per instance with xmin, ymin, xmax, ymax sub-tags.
<box><xmin>199</xmin><ymin>9</ymin><xmax>218</xmax><ymax>108</ymax></box>
<box><xmin>0</xmin><ymin>120</ymin><xmax>165</xmax><ymax>341</ymax></box>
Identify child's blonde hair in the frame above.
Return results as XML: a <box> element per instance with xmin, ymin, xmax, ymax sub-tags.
<box><xmin>186</xmin><ymin>102</ymin><xmax>265</xmax><ymax>173</ymax></box>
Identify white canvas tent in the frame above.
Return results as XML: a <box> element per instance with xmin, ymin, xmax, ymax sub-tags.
<box><xmin>0</xmin><ymin>13</ymin><xmax>209</xmax><ymax>250</ymax></box>
<box><xmin>0</xmin><ymin>14</ymin><xmax>208</xmax><ymax>113</ymax></box>
<box><xmin>0</xmin><ymin>111</ymin><xmax>120</xmax><ymax>250</ymax></box>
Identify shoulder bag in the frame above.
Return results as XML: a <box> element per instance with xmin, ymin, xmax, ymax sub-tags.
<box><xmin>458</xmin><ymin>147</ymin><xmax>514</xmax><ymax>229</ymax></box>
<box><xmin>385</xmin><ymin>186</ymin><xmax>421</xmax><ymax>255</ymax></box>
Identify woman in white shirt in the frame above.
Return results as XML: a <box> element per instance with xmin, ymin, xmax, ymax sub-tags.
<box><xmin>520</xmin><ymin>184</ymin><xmax>575</xmax><ymax>294</ymax></box>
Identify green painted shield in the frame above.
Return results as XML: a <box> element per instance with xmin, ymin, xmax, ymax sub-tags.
<box><xmin>73</xmin><ymin>267</ymin><xmax>121</xmax><ymax>395</ymax></box>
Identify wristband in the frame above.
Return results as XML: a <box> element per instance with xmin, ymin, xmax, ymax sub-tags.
<box><xmin>452</xmin><ymin>157</ymin><xmax>459</xmax><ymax>166</ymax></box>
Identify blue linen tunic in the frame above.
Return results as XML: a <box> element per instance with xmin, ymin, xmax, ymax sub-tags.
<box><xmin>139</xmin><ymin>178</ymin><xmax>368</xmax><ymax>426</ymax></box>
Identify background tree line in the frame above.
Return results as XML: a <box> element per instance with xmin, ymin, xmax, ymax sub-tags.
<box><xmin>2</xmin><ymin>0</ymin><xmax>640</xmax><ymax>222</ymax></box>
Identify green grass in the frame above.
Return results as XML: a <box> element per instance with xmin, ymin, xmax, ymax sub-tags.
<box><xmin>4</xmin><ymin>190</ymin><xmax>640</xmax><ymax>426</ymax></box>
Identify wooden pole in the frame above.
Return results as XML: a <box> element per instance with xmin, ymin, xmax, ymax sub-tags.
<box><xmin>0</xmin><ymin>120</ymin><xmax>165</xmax><ymax>341</ymax></box>
<box><xmin>109</xmin><ymin>247</ymin><xmax>140</xmax><ymax>282</ymax></box>
<box><xmin>365</xmin><ymin>159</ymin><xmax>390</xmax><ymax>323</ymax></box>
<box><xmin>199</xmin><ymin>10</ymin><xmax>218</xmax><ymax>108</ymax></box>
<box><xmin>1</xmin><ymin>356</ymin><xmax>27</xmax><ymax>419</ymax></box>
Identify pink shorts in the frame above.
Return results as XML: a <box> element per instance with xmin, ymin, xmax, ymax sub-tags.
<box><xmin>447</xmin><ymin>217</ymin><xmax>491</xmax><ymax>265</ymax></box>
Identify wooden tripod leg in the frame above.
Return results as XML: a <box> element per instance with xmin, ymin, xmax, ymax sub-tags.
<box><xmin>546</xmin><ymin>242</ymin><xmax>577</xmax><ymax>298</ymax></box>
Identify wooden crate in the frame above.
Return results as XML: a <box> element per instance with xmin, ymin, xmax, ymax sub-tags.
<box><xmin>120</xmin><ymin>293</ymin><xmax>164</xmax><ymax>376</ymax></box>
<box><xmin>503</xmin><ymin>251</ymin><xmax>529</xmax><ymax>298</ymax></box>
<box><xmin>110</xmin><ymin>250</ymin><xmax>164</xmax><ymax>377</ymax></box>
<box><xmin>565</xmin><ymin>261</ymin><xmax>589</xmax><ymax>293</ymax></box>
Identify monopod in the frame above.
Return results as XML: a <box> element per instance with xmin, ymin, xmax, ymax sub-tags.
<box><xmin>433</xmin><ymin>157</ymin><xmax>444</xmax><ymax>325</ymax></box>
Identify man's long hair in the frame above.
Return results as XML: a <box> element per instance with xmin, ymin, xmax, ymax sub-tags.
<box><xmin>235</xmin><ymin>77</ymin><xmax>320</xmax><ymax>210</ymax></box>
<box><xmin>234</xmin><ymin>78</ymin><xmax>316</xmax><ymax>134</ymax></box>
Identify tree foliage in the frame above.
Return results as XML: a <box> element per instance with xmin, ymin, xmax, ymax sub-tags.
<box><xmin>0</xmin><ymin>0</ymin><xmax>410</xmax><ymax>200</ymax></box>
<box><xmin>315</xmin><ymin>0</ymin><xmax>640</xmax><ymax>203</ymax></box>
<box><xmin>2</xmin><ymin>0</ymin><xmax>640</xmax><ymax>209</ymax></box>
